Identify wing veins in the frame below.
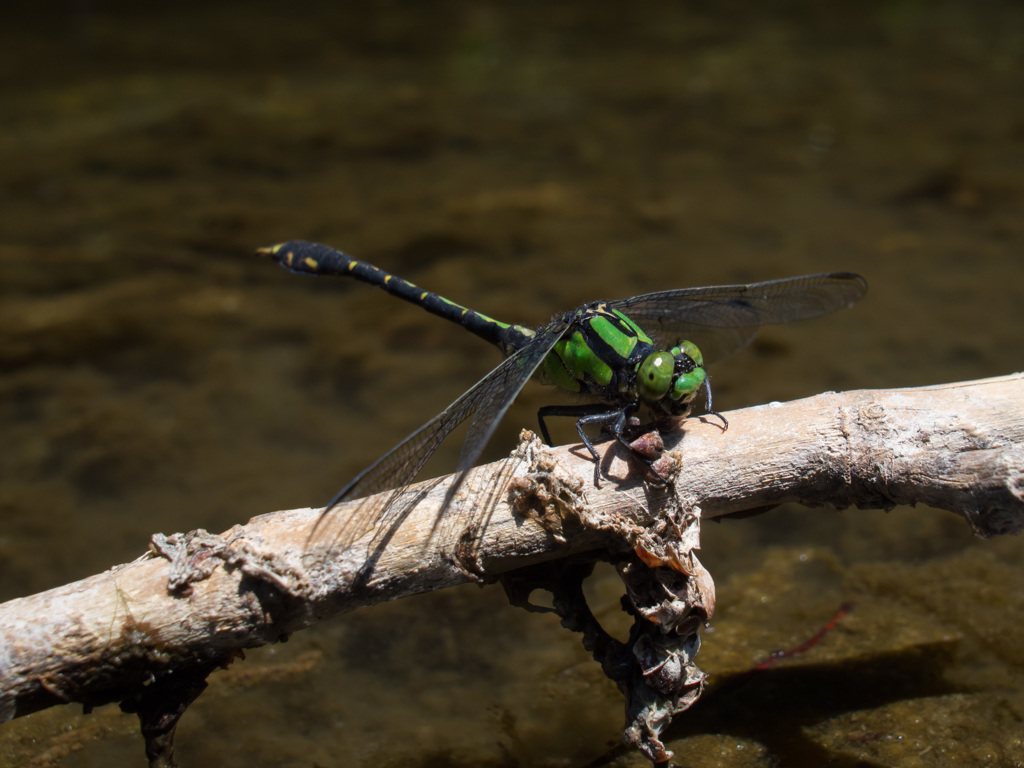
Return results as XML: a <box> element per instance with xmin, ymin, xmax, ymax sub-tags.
<box><xmin>310</xmin><ymin>317</ymin><xmax>572</xmax><ymax>552</ymax></box>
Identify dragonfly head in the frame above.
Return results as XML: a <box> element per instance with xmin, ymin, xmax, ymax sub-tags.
<box><xmin>636</xmin><ymin>340</ymin><xmax>707</xmax><ymax>415</ymax></box>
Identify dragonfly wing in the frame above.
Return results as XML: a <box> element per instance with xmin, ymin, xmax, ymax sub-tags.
<box><xmin>456</xmin><ymin>321</ymin><xmax>570</xmax><ymax>475</ymax></box>
<box><xmin>312</xmin><ymin>316</ymin><xmax>572</xmax><ymax>553</ymax></box>
<box><xmin>429</xmin><ymin>318</ymin><xmax>572</xmax><ymax>545</ymax></box>
<box><xmin>609</xmin><ymin>272</ymin><xmax>866</xmax><ymax>362</ymax></box>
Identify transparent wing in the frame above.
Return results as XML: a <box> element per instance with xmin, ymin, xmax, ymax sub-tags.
<box><xmin>608</xmin><ymin>272</ymin><xmax>867</xmax><ymax>362</ymax></box>
<box><xmin>310</xmin><ymin>316</ymin><xmax>573</xmax><ymax>555</ymax></box>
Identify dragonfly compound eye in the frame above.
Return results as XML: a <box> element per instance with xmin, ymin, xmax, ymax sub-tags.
<box><xmin>637</xmin><ymin>351</ymin><xmax>675</xmax><ymax>402</ymax></box>
<box><xmin>672</xmin><ymin>340</ymin><xmax>704</xmax><ymax>368</ymax></box>
<box><xmin>670</xmin><ymin>341</ymin><xmax>706</xmax><ymax>402</ymax></box>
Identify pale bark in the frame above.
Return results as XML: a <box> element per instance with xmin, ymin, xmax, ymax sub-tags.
<box><xmin>1</xmin><ymin>374</ymin><xmax>1022</xmax><ymax>728</ymax></box>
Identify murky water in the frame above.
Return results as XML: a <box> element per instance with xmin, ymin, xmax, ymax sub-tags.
<box><xmin>2</xmin><ymin>2</ymin><xmax>1022</xmax><ymax>766</ymax></box>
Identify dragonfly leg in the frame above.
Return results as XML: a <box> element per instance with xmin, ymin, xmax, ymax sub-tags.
<box><xmin>536</xmin><ymin>405</ymin><xmax>622</xmax><ymax>454</ymax></box>
<box><xmin>537</xmin><ymin>403</ymin><xmax>616</xmax><ymax>448</ymax></box>
<box><xmin>574</xmin><ymin>406</ymin><xmax>632</xmax><ymax>463</ymax></box>
<box><xmin>583</xmin><ymin>407</ymin><xmax>670</xmax><ymax>486</ymax></box>
<box><xmin>702</xmin><ymin>375</ymin><xmax>729</xmax><ymax>431</ymax></box>
<box><xmin>538</xmin><ymin>403</ymin><xmax>621</xmax><ymax>488</ymax></box>
<box><xmin>537</xmin><ymin>403</ymin><xmax>667</xmax><ymax>485</ymax></box>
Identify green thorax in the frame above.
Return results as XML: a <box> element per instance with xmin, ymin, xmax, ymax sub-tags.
<box><xmin>536</xmin><ymin>303</ymin><xmax>654</xmax><ymax>397</ymax></box>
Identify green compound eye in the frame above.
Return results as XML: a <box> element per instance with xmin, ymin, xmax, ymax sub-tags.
<box><xmin>637</xmin><ymin>351</ymin><xmax>675</xmax><ymax>401</ymax></box>
<box><xmin>673</xmin><ymin>340</ymin><xmax>703</xmax><ymax>367</ymax></box>
<box><xmin>672</xmin><ymin>367</ymin><xmax>706</xmax><ymax>401</ymax></box>
<box><xmin>669</xmin><ymin>340</ymin><xmax>706</xmax><ymax>402</ymax></box>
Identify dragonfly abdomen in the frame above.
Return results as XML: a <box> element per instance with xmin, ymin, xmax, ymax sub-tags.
<box><xmin>262</xmin><ymin>240</ymin><xmax>532</xmax><ymax>355</ymax></box>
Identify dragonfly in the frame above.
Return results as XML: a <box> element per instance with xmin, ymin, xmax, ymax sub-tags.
<box><xmin>262</xmin><ymin>240</ymin><xmax>867</xmax><ymax>555</ymax></box>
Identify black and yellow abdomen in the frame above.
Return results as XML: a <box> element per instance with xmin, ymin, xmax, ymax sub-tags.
<box><xmin>260</xmin><ymin>240</ymin><xmax>535</xmax><ymax>355</ymax></box>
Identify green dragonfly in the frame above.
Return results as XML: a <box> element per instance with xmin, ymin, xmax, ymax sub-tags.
<box><xmin>262</xmin><ymin>240</ymin><xmax>866</xmax><ymax>549</ymax></box>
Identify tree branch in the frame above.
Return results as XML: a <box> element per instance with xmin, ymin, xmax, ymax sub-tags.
<box><xmin>1</xmin><ymin>374</ymin><xmax>1022</xmax><ymax>762</ymax></box>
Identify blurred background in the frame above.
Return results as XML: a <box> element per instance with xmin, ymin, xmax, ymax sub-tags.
<box><xmin>1</xmin><ymin>2</ymin><xmax>1021</xmax><ymax>766</ymax></box>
